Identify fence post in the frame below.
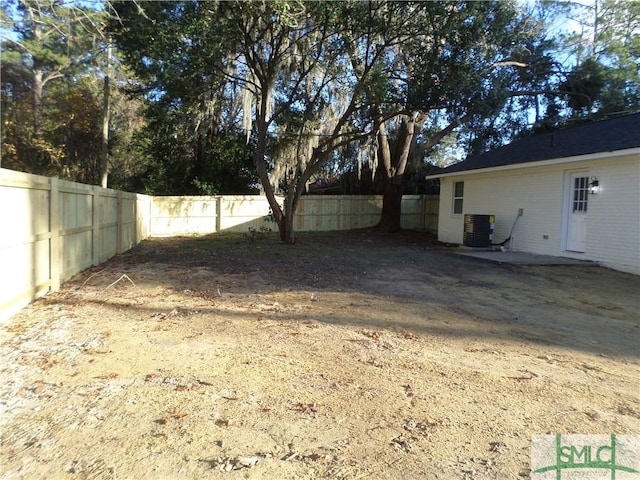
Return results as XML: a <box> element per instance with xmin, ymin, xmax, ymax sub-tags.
<box><xmin>49</xmin><ymin>177</ymin><xmax>61</xmax><ymax>291</ymax></box>
<box><xmin>147</xmin><ymin>195</ymin><xmax>152</xmax><ymax>238</ymax></box>
<box><xmin>116</xmin><ymin>190</ymin><xmax>123</xmax><ymax>254</ymax></box>
<box><xmin>133</xmin><ymin>194</ymin><xmax>139</xmax><ymax>245</ymax></box>
<box><xmin>92</xmin><ymin>185</ymin><xmax>101</xmax><ymax>265</ymax></box>
<box><xmin>148</xmin><ymin>196</ymin><xmax>155</xmax><ymax>237</ymax></box>
<box><xmin>216</xmin><ymin>196</ymin><xmax>222</xmax><ymax>233</ymax></box>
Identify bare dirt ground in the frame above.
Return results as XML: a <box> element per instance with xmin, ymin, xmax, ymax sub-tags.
<box><xmin>1</xmin><ymin>230</ymin><xmax>638</xmax><ymax>480</ymax></box>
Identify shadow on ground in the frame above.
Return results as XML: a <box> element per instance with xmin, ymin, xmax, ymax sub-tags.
<box><xmin>70</xmin><ymin>230</ymin><xmax>640</xmax><ymax>360</ymax></box>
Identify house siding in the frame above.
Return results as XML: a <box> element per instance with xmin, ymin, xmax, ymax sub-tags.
<box><xmin>584</xmin><ymin>154</ymin><xmax>640</xmax><ymax>274</ymax></box>
<box><xmin>437</xmin><ymin>152</ymin><xmax>640</xmax><ymax>274</ymax></box>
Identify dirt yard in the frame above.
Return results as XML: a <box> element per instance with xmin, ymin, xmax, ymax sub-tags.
<box><xmin>1</xmin><ymin>230</ymin><xmax>638</xmax><ymax>480</ymax></box>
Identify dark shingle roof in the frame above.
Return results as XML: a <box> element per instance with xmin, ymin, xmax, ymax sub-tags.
<box><xmin>440</xmin><ymin>113</ymin><xmax>640</xmax><ymax>175</ymax></box>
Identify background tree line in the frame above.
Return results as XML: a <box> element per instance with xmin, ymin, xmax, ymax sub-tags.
<box><xmin>1</xmin><ymin>0</ymin><xmax>638</xmax><ymax>240</ymax></box>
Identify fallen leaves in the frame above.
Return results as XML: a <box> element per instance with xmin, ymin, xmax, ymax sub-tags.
<box><xmin>144</xmin><ymin>373</ymin><xmax>215</xmax><ymax>391</ymax></box>
<box><xmin>207</xmin><ymin>441</ymin><xmax>279</xmax><ymax>469</ymax></box>
<box><xmin>489</xmin><ymin>441</ymin><xmax>507</xmax><ymax>453</ymax></box>
<box><xmin>508</xmin><ymin>370</ymin><xmax>539</xmax><ymax>381</ymax></box>
<box><xmin>37</xmin><ymin>353</ymin><xmax>57</xmax><ymax>369</ymax></box>
<box><xmin>82</xmin><ymin>347</ymin><xmax>110</xmax><ymax>355</ymax></box>
<box><xmin>158</xmin><ymin>408</ymin><xmax>188</xmax><ymax>425</ymax></box>
<box><xmin>214</xmin><ymin>417</ymin><xmax>235</xmax><ymax>427</ymax></box>
<box><xmin>298</xmin><ymin>402</ymin><xmax>321</xmax><ymax>414</ymax></box>
<box><xmin>31</xmin><ymin>381</ymin><xmax>45</xmax><ymax>395</ymax></box>
<box><xmin>175</xmin><ymin>383</ymin><xmax>196</xmax><ymax>391</ymax></box>
<box><xmin>362</xmin><ymin>330</ymin><xmax>382</xmax><ymax>341</ymax></box>
<box><xmin>150</xmin><ymin>308</ymin><xmax>180</xmax><ymax>320</ymax></box>
<box><xmin>209</xmin><ymin>455</ymin><xmax>259</xmax><ymax>471</ymax></box>
<box><xmin>391</xmin><ymin>434</ymin><xmax>416</xmax><ymax>452</ymax></box>
<box><xmin>306</xmin><ymin>451</ymin><xmax>332</xmax><ymax>463</ymax></box>
<box><xmin>0</xmin><ymin>231</ymin><xmax>635</xmax><ymax>480</ymax></box>
<box><xmin>171</xmin><ymin>410</ymin><xmax>188</xmax><ymax>419</ymax></box>
<box><xmin>402</xmin><ymin>384</ymin><xmax>414</xmax><ymax>398</ymax></box>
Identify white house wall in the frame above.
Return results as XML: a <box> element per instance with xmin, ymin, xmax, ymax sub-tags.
<box><xmin>439</xmin><ymin>166</ymin><xmax>564</xmax><ymax>254</ymax></box>
<box><xmin>437</xmin><ymin>153</ymin><xmax>640</xmax><ymax>274</ymax></box>
<box><xmin>584</xmin><ymin>154</ymin><xmax>639</xmax><ymax>274</ymax></box>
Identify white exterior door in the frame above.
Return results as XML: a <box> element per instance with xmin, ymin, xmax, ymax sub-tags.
<box><xmin>566</xmin><ymin>173</ymin><xmax>589</xmax><ymax>252</ymax></box>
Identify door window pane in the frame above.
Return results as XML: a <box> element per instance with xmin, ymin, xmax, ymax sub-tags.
<box><xmin>573</xmin><ymin>177</ymin><xmax>589</xmax><ymax>212</ymax></box>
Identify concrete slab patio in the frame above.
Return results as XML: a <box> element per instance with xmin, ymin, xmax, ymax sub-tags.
<box><xmin>454</xmin><ymin>248</ymin><xmax>595</xmax><ymax>266</ymax></box>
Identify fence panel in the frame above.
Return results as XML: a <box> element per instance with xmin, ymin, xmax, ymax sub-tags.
<box><xmin>0</xmin><ymin>170</ymin><xmax>52</xmax><ymax>320</ymax></box>
<box><xmin>98</xmin><ymin>189</ymin><xmax>119</xmax><ymax>261</ymax></box>
<box><xmin>422</xmin><ymin>194</ymin><xmax>439</xmax><ymax>234</ymax></box>
<box><xmin>0</xmin><ymin>168</ymin><xmax>152</xmax><ymax>323</ymax></box>
<box><xmin>400</xmin><ymin>195</ymin><xmax>424</xmax><ymax>230</ymax></box>
<box><xmin>219</xmin><ymin>195</ymin><xmax>277</xmax><ymax>232</ymax></box>
<box><xmin>150</xmin><ymin>196</ymin><xmax>219</xmax><ymax>236</ymax></box>
<box><xmin>59</xmin><ymin>179</ymin><xmax>94</xmax><ymax>280</ymax></box>
<box><xmin>149</xmin><ymin>194</ymin><xmax>438</xmax><ymax>236</ymax></box>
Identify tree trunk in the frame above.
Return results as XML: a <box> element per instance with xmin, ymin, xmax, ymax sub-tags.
<box><xmin>253</xmin><ymin>99</ymin><xmax>291</xmax><ymax>243</ymax></box>
<box><xmin>31</xmin><ymin>8</ymin><xmax>44</xmax><ymax>140</ymax></box>
<box><xmin>378</xmin><ymin>180</ymin><xmax>404</xmax><ymax>232</ymax></box>
<box><xmin>256</xmin><ymin>150</ymin><xmax>287</xmax><ymax>241</ymax></box>
<box><xmin>374</xmin><ymin>115</ymin><xmax>416</xmax><ymax>232</ymax></box>
<box><xmin>33</xmin><ymin>69</ymin><xmax>44</xmax><ymax>139</ymax></box>
<box><xmin>100</xmin><ymin>42</ymin><xmax>112</xmax><ymax>188</ymax></box>
<box><xmin>280</xmin><ymin>213</ymin><xmax>296</xmax><ymax>244</ymax></box>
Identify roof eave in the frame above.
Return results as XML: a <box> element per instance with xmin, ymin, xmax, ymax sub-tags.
<box><xmin>425</xmin><ymin>147</ymin><xmax>640</xmax><ymax>180</ymax></box>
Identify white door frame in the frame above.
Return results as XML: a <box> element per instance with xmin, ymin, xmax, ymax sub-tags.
<box><xmin>561</xmin><ymin>169</ymin><xmax>589</xmax><ymax>254</ymax></box>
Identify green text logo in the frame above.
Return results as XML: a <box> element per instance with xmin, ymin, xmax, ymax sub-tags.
<box><xmin>531</xmin><ymin>434</ymin><xmax>640</xmax><ymax>479</ymax></box>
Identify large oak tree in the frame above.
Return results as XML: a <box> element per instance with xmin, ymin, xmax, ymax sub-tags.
<box><xmin>109</xmin><ymin>1</ymin><xmax>554</xmax><ymax>240</ymax></box>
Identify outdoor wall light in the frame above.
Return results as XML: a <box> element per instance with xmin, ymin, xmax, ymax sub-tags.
<box><xmin>589</xmin><ymin>176</ymin><xmax>600</xmax><ymax>195</ymax></box>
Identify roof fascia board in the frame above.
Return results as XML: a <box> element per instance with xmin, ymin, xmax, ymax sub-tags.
<box><xmin>425</xmin><ymin>147</ymin><xmax>640</xmax><ymax>180</ymax></box>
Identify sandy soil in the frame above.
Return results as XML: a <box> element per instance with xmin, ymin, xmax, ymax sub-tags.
<box><xmin>1</xmin><ymin>230</ymin><xmax>638</xmax><ymax>480</ymax></box>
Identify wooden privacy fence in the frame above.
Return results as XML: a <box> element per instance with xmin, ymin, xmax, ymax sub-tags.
<box><xmin>0</xmin><ymin>169</ymin><xmax>151</xmax><ymax>322</ymax></box>
<box><xmin>150</xmin><ymin>194</ymin><xmax>439</xmax><ymax>236</ymax></box>
<box><xmin>1</xmin><ymin>167</ymin><xmax>439</xmax><ymax>321</ymax></box>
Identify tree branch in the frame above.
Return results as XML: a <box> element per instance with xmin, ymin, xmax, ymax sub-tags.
<box><xmin>492</xmin><ymin>61</ymin><xmax>528</xmax><ymax>68</ymax></box>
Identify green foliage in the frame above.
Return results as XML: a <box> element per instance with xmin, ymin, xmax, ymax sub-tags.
<box><xmin>561</xmin><ymin>58</ymin><xmax>607</xmax><ymax>112</ymax></box>
<box><xmin>191</xmin><ymin>178</ymin><xmax>218</xmax><ymax>196</ymax></box>
<box><xmin>242</xmin><ymin>226</ymin><xmax>273</xmax><ymax>243</ymax></box>
<box><xmin>549</xmin><ymin>0</ymin><xmax>640</xmax><ymax>119</ymax></box>
<box><xmin>0</xmin><ymin>0</ymin><xmax>144</xmax><ymax>184</ymax></box>
<box><xmin>131</xmin><ymin>106</ymin><xmax>259</xmax><ymax>196</ymax></box>
<box><xmin>1</xmin><ymin>47</ymin><xmax>148</xmax><ymax>185</ymax></box>
<box><xmin>105</xmin><ymin>1</ymin><xmax>260</xmax><ymax>195</ymax></box>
